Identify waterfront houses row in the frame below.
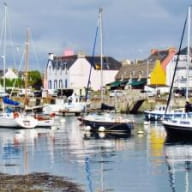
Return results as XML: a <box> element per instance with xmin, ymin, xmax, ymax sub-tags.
<box><xmin>1</xmin><ymin>46</ymin><xmax>191</xmax><ymax>95</ymax></box>
<box><xmin>43</xmin><ymin>47</ymin><xmax>192</xmax><ymax>95</ymax></box>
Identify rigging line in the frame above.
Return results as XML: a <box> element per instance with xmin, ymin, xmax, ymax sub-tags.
<box><xmin>10</xmin><ymin>48</ymin><xmax>25</xmax><ymax>97</ymax></box>
<box><xmin>85</xmin><ymin>24</ymin><xmax>99</xmax><ymax>101</ymax></box>
<box><xmin>30</xmin><ymin>30</ymin><xmax>41</xmax><ymax>71</ymax></box>
<box><xmin>165</xmin><ymin>15</ymin><xmax>187</xmax><ymax>114</ymax></box>
<box><xmin>6</xmin><ymin>4</ymin><xmax>17</xmax><ymax>69</ymax></box>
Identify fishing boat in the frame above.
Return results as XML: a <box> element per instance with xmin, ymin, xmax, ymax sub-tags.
<box><xmin>79</xmin><ymin>112</ymin><xmax>134</xmax><ymax>133</ymax></box>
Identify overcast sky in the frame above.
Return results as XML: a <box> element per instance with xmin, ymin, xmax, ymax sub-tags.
<box><xmin>0</xmin><ymin>0</ymin><xmax>192</xmax><ymax>71</ymax></box>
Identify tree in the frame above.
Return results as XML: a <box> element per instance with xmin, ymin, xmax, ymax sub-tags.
<box><xmin>28</xmin><ymin>70</ymin><xmax>43</xmax><ymax>90</ymax></box>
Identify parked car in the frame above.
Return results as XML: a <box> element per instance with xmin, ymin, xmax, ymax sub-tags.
<box><xmin>109</xmin><ymin>90</ymin><xmax>124</xmax><ymax>97</ymax></box>
<box><xmin>141</xmin><ymin>90</ymin><xmax>156</xmax><ymax>97</ymax></box>
<box><xmin>34</xmin><ymin>90</ymin><xmax>42</xmax><ymax>97</ymax></box>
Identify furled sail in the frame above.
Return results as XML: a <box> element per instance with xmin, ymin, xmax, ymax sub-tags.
<box><xmin>2</xmin><ymin>96</ymin><xmax>20</xmax><ymax>106</ymax></box>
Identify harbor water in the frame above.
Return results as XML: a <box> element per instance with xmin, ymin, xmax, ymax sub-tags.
<box><xmin>0</xmin><ymin>114</ymin><xmax>190</xmax><ymax>192</ymax></box>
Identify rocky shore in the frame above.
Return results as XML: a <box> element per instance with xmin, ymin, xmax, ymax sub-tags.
<box><xmin>0</xmin><ymin>172</ymin><xmax>84</xmax><ymax>192</ymax></box>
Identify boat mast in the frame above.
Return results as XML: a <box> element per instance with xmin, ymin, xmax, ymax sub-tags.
<box><xmin>186</xmin><ymin>6</ymin><xmax>191</xmax><ymax>100</ymax></box>
<box><xmin>2</xmin><ymin>2</ymin><xmax>7</xmax><ymax>91</ymax></box>
<box><xmin>24</xmin><ymin>28</ymin><xmax>30</xmax><ymax>105</ymax></box>
<box><xmin>99</xmin><ymin>8</ymin><xmax>104</xmax><ymax>102</ymax></box>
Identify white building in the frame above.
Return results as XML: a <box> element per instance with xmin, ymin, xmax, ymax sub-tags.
<box><xmin>3</xmin><ymin>68</ymin><xmax>18</xmax><ymax>79</ymax></box>
<box><xmin>166</xmin><ymin>47</ymin><xmax>192</xmax><ymax>89</ymax></box>
<box><xmin>45</xmin><ymin>52</ymin><xmax>122</xmax><ymax>95</ymax></box>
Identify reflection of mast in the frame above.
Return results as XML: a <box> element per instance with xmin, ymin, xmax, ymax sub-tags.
<box><xmin>24</xmin><ymin>28</ymin><xmax>30</xmax><ymax>105</ymax></box>
<box><xmin>165</xmin><ymin>144</ymin><xmax>191</xmax><ymax>192</ymax></box>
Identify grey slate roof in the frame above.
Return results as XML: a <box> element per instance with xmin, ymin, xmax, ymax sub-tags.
<box><xmin>86</xmin><ymin>56</ymin><xmax>122</xmax><ymax>70</ymax></box>
<box><xmin>47</xmin><ymin>55</ymin><xmax>122</xmax><ymax>71</ymax></box>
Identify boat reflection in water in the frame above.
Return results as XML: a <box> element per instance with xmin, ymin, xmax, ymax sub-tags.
<box><xmin>0</xmin><ymin>128</ymin><xmax>56</xmax><ymax>175</ymax></box>
<box><xmin>164</xmin><ymin>140</ymin><xmax>192</xmax><ymax>192</ymax></box>
<box><xmin>83</xmin><ymin>130</ymin><xmax>132</xmax><ymax>140</ymax></box>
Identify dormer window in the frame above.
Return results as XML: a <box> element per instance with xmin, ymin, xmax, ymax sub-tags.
<box><xmin>138</xmin><ymin>71</ymin><xmax>143</xmax><ymax>79</ymax></box>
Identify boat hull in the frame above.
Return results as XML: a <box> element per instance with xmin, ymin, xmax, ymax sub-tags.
<box><xmin>144</xmin><ymin>111</ymin><xmax>192</xmax><ymax>121</ymax></box>
<box><xmin>15</xmin><ymin>116</ymin><xmax>38</xmax><ymax>129</ymax></box>
<box><xmin>80</xmin><ymin>118</ymin><xmax>133</xmax><ymax>133</ymax></box>
<box><xmin>0</xmin><ymin>112</ymin><xmax>21</xmax><ymax>127</ymax></box>
<box><xmin>163</xmin><ymin>120</ymin><xmax>192</xmax><ymax>139</ymax></box>
<box><xmin>37</xmin><ymin>119</ymin><xmax>54</xmax><ymax>127</ymax></box>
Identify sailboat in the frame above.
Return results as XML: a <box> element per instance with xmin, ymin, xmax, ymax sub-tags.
<box><xmin>162</xmin><ymin>6</ymin><xmax>192</xmax><ymax>138</ymax></box>
<box><xmin>22</xmin><ymin>28</ymin><xmax>55</xmax><ymax>128</ymax></box>
<box><xmin>78</xmin><ymin>9</ymin><xmax>134</xmax><ymax>133</ymax></box>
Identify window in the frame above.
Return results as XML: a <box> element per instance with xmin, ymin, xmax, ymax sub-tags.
<box><xmin>59</xmin><ymin>80</ymin><xmax>63</xmax><ymax>88</ymax></box>
<box><xmin>54</xmin><ymin>80</ymin><xmax>57</xmax><ymax>89</ymax></box>
<box><xmin>48</xmin><ymin>80</ymin><xmax>52</xmax><ymax>89</ymax></box>
<box><xmin>65</xmin><ymin>79</ymin><xmax>68</xmax><ymax>88</ymax></box>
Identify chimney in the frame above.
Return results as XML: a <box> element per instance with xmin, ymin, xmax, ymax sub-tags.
<box><xmin>48</xmin><ymin>53</ymin><xmax>54</xmax><ymax>60</ymax></box>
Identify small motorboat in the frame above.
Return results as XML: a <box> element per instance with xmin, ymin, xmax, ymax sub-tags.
<box><xmin>78</xmin><ymin>112</ymin><xmax>134</xmax><ymax>133</ymax></box>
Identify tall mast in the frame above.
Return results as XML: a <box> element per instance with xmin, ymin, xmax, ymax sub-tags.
<box><xmin>24</xmin><ymin>28</ymin><xmax>30</xmax><ymax>104</ymax></box>
<box><xmin>2</xmin><ymin>2</ymin><xmax>7</xmax><ymax>91</ymax></box>
<box><xmin>186</xmin><ymin>6</ymin><xmax>191</xmax><ymax>100</ymax></box>
<box><xmin>99</xmin><ymin>8</ymin><xmax>104</xmax><ymax>102</ymax></box>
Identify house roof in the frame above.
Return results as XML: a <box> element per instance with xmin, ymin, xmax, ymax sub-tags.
<box><xmin>51</xmin><ymin>55</ymin><xmax>78</xmax><ymax>70</ymax></box>
<box><xmin>178</xmin><ymin>47</ymin><xmax>192</xmax><ymax>55</ymax></box>
<box><xmin>47</xmin><ymin>55</ymin><xmax>122</xmax><ymax>71</ymax></box>
<box><xmin>86</xmin><ymin>56</ymin><xmax>122</xmax><ymax>70</ymax></box>
<box><xmin>115</xmin><ymin>48</ymin><xmax>174</xmax><ymax>80</ymax></box>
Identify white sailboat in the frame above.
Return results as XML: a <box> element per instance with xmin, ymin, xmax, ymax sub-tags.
<box><xmin>163</xmin><ymin>5</ymin><xmax>192</xmax><ymax>137</ymax></box>
<box><xmin>0</xmin><ymin>4</ymin><xmax>37</xmax><ymax>129</ymax></box>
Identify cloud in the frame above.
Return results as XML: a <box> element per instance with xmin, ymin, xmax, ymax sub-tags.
<box><xmin>0</xmin><ymin>0</ymin><xmax>191</xmax><ymax>69</ymax></box>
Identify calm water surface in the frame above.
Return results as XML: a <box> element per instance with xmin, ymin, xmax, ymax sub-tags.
<box><xmin>0</xmin><ymin>114</ymin><xmax>190</xmax><ymax>192</ymax></box>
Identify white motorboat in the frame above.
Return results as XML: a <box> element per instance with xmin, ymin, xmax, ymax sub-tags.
<box><xmin>43</xmin><ymin>97</ymin><xmax>89</xmax><ymax>116</ymax></box>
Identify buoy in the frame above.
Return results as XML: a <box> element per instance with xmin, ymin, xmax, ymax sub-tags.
<box><xmin>84</xmin><ymin>126</ymin><xmax>91</xmax><ymax>131</ymax></box>
<box><xmin>98</xmin><ymin>126</ymin><xmax>105</xmax><ymax>132</ymax></box>
<box><xmin>51</xmin><ymin>126</ymin><xmax>57</xmax><ymax>130</ymax></box>
<box><xmin>144</xmin><ymin>121</ymin><xmax>150</xmax><ymax>125</ymax></box>
<box><xmin>13</xmin><ymin>112</ymin><xmax>19</xmax><ymax>118</ymax></box>
<box><xmin>60</xmin><ymin>118</ymin><xmax>66</xmax><ymax>123</ymax></box>
<box><xmin>137</xmin><ymin>130</ymin><xmax>144</xmax><ymax>134</ymax></box>
<box><xmin>84</xmin><ymin>131</ymin><xmax>91</xmax><ymax>138</ymax></box>
<box><xmin>98</xmin><ymin>132</ymin><xmax>105</xmax><ymax>138</ymax></box>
